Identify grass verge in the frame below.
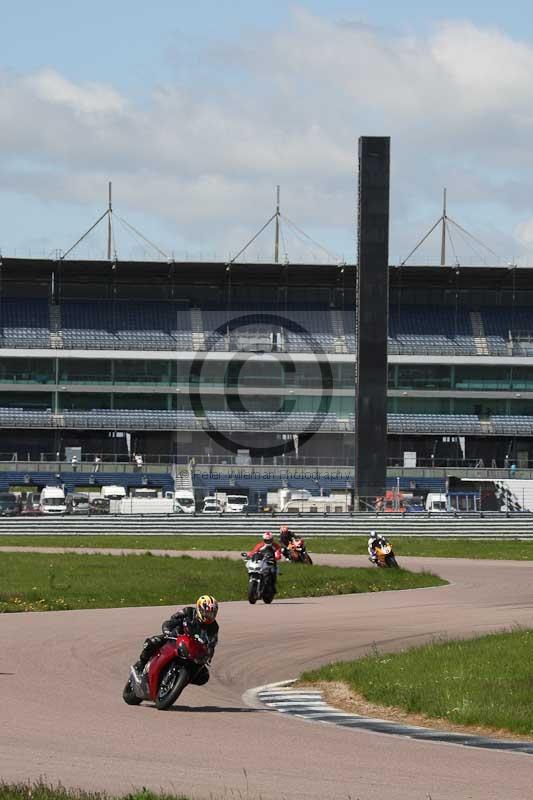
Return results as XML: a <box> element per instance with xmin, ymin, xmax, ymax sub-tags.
<box><xmin>1</xmin><ymin>534</ymin><xmax>533</xmax><ymax>560</ymax></box>
<box><xmin>0</xmin><ymin>782</ymin><xmax>189</xmax><ymax>800</ymax></box>
<box><xmin>0</xmin><ymin>552</ymin><xmax>444</xmax><ymax>611</ymax></box>
<box><xmin>301</xmin><ymin>629</ymin><xmax>533</xmax><ymax>737</ymax></box>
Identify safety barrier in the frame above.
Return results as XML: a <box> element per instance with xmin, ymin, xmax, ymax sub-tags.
<box><xmin>1</xmin><ymin>513</ymin><xmax>533</xmax><ymax>538</ymax></box>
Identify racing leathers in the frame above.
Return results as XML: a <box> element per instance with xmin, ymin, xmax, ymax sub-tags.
<box><xmin>247</xmin><ymin>541</ymin><xmax>282</xmax><ymax>561</ymax></box>
<box><xmin>134</xmin><ymin>606</ymin><xmax>219</xmax><ymax>685</ymax></box>
<box><xmin>246</xmin><ymin>541</ymin><xmax>282</xmax><ymax>591</ymax></box>
<box><xmin>368</xmin><ymin>534</ymin><xmax>387</xmax><ymax>563</ymax></box>
<box><xmin>279</xmin><ymin>529</ymin><xmax>296</xmax><ymax>559</ymax></box>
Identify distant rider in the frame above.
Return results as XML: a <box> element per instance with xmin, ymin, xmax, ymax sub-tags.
<box><xmin>133</xmin><ymin>594</ymin><xmax>219</xmax><ymax>685</ymax></box>
<box><xmin>368</xmin><ymin>530</ymin><xmax>388</xmax><ymax>564</ymax></box>
<box><xmin>279</xmin><ymin>525</ymin><xmax>296</xmax><ymax>560</ymax></box>
<box><xmin>246</xmin><ymin>531</ymin><xmax>282</xmax><ymax>591</ymax></box>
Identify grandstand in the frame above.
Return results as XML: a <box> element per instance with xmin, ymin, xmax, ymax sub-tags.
<box><xmin>1</xmin><ymin>257</ymin><xmax>533</xmax><ymax>504</ymax></box>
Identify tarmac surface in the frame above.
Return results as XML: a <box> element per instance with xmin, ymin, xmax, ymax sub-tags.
<box><xmin>2</xmin><ymin>552</ymin><xmax>533</xmax><ymax>799</ymax></box>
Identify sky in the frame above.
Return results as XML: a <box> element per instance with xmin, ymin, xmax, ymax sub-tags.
<box><xmin>2</xmin><ymin>0</ymin><xmax>533</xmax><ymax>265</ymax></box>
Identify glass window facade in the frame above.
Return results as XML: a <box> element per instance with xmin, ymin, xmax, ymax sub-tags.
<box><xmin>59</xmin><ymin>359</ymin><xmax>111</xmax><ymax>384</ymax></box>
<box><xmin>0</xmin><ymin>358</ymin><xmax>54</xmax><ymax>384</ymax></box>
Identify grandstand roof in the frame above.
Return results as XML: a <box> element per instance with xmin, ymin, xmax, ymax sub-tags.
<box><xmin>389</xmin><ymin>264</ymin><xmax>533</xmax><ymax>292</ymax></box>
<box><xmin>2</xmin><ymin>257</ymin><xmax>533</xmax><ymax>299</ymax></box>
<box><xmin>0</xmin><ymin>257</ymin><xmax>353</xmax><ymax>297</ymax></box>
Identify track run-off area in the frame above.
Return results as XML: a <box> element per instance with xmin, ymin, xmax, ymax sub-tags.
<box><xmin>2</xmin><ymin>552</ymin><xmax>533</xmax><ymax>800</ymax></box>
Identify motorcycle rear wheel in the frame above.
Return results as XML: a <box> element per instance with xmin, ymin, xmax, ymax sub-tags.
<box><xmin>155</xmin><ymin>662</ymin><xmax>190</xmax><ymax>710</ymax></box>
<box><xmin>122</xmin><ymin>676</ymin><xmax>142</xmax><ymax>705</ymax></box>
<box><xmin>248</xmin><ymin>581</ymin><xmax>258</xmax><ymax>604</ymax></box>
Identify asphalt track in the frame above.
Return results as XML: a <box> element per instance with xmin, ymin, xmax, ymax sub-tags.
<box><xmin>2</xmin><ymin>553</ymin><xmax>533</xmax><ymax>800</ymax></box>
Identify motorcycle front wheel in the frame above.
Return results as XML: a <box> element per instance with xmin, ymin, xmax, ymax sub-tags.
<box><xmin>248</xmin><ymin>580</ymin><xmax>258</xmax><ymax>604</ymax></box>
<box><xmin>155</xmin><ymin>662</ymin><xmax>190</xmax><ymax>710</ymax></box>
<box><xmin>302</xmin><ymin>552</ymin><xmax>313</xmax><ymax>565</ymax></box>
<box><xmin>385</xmin><ymin>554</ymin><xmax>399</xmax><ymax>568</ymax></box>
<box><xmin>122</xmin><ymin>676</ymin><xmax>142</xmax><ymax>705</ymax></box>
<box><xmin>262</xmin><ymin>577</ymin><xmax>276</xmax><ymax>604</ymax></box>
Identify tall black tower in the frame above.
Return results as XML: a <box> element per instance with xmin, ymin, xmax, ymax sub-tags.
<box><xmin>355</xmin><ymin>136</ymin><xmax>390</xmax><ymax>505</ymax></box>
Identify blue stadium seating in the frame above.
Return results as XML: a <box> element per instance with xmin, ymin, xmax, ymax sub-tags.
<box><xmin>4</xmin><ymin>298</ymin><xmax>533</xmax><ymax>358</ymax></box>
<box><xmin>0</xmin><ymin>471</ymin><xmax>174</xmax><ymax>494</ymax></box>
<box><xmin>0</xmin><ymin>299</ymin><xmax>50</xmax><ymax>348</ymax></box>
<box><xmin>61</xmin><ymin>301</ymin><xmax>193</xmax><ymax>350</ymax></box>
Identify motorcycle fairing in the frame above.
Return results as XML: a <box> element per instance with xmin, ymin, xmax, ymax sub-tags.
<box><xmin>147</xmin><ymin>641</ymin><xmax>181</xmax><ymax>700</ymax></box>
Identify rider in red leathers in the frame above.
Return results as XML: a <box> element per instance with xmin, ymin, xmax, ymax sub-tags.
<box><xmin>247</xmin><ymin>530</ymin><xmax>282</xmax><ymax>561</ymax></box>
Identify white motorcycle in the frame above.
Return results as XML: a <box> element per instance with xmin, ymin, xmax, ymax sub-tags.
<box><xmin>241</xmin><ymin>549</ymin><xmax>278</xmax><ymax>604</ymax></box>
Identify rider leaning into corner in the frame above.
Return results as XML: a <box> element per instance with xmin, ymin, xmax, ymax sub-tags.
<box><xmin>133</xmin><ymin>595</ymin><xmax>219</xmax><ymax>685</ymax></box>
<box><xmin>367</xmin><ymin>530</ymin><xmax>388</xmax><ymax>564</ymax></box>
<box><xmin>278</xmin><ymin>525</ymin><xmax>296</xmax><ymax>560</ymax></box>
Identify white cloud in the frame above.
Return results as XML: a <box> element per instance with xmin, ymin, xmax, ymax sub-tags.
<box><xmin>26</xmin><ymin>68</ymin><xmax>127</xmax><ymax>114</ymax></box>
<box><xmin>2</xmin><ymin>11</ymin><xmax>533</xmax><ymax>263</ymax></box>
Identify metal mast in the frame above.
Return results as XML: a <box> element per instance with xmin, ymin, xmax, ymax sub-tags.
<box><xmin>440</xmin><ymin>187</ymin><xmax>447</xmax><ymax>266</ymax></box>
<box><xmin>107</xmin><ymin>181</ymin><xmax>113</xmax><ymax>260</ymax></box>
<box><xmin>274</xmin><ymin>185</ymin><xmax>280</xmax><ymax>263</ymax></box>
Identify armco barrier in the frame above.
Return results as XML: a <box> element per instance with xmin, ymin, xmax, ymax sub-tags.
<box><xmin>1</xmin><ymin>513</ymin><xmax>533</xmax><ymax>538</ymax></box>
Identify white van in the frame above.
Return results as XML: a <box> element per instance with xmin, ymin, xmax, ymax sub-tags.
<box><xmin>100</xmin><ymin>485</ymin><xmax>127</xmax><ymax>501</ymax></box>
<box><xmin>40</xmin><ymin>485</ymin><xmax>67</xmax><ymax>515</ymax></box>
<box><xmin>225</xmin><ymin>495</ymin><xmax>248</xmax><ymax>513</ymax></box>
<box><xmin>202</xmin><ymin>496</ymin><xmax>223</xmax><ymax>514</ymax></box>
<box><xmin>174</xmin><ymin>490</ymin><xmax>196</xmax><ymax>514</ymax></box>
<box><xmin>425</xmin><ymin>492</ymin><xmax>448</xmax><ymax>513</ymax></box>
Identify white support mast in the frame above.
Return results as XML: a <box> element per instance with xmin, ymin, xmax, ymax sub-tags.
<box><xmin>274</xmin><ymin>185</ymin><xmax>280</xmax><ymax>264</ymax></box>
<box><xmin>107</xmin><ymin>181</ymin><xmax>113</xmax><ymax>261</ymax></box>
<box><xmin>440</xmin><ymin>188</ymin><xmax>447</xmax><ymax>267</ymax></box>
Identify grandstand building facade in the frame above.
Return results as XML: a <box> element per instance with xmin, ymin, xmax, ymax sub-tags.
<box><xmin>1</xmin><ymin>256</ymin><xmax>533</xmax><ymax>503</ymax></box>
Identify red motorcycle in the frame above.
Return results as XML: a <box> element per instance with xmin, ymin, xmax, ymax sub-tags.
<box><xmin>122</xmin><ymin>633</ymin><xmax>210</xmax><ymax>710</ymax></box>
<box><xmin>287</xmin><ymin>537</ymin><xmax>313</xmax><ymax>565</ymax></box>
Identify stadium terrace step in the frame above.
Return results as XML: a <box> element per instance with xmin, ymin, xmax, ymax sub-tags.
<box><xmin>470</xmin><ymin>311</ymin><xmax>489</xmax><ymax>356</ymax></box>
<box><xmin>49</xmin><ymin>303</ymin><xmax>64</xmax><ymax>348</ymax></box>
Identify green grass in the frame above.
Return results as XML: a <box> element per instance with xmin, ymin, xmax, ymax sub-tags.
<box><xmin>1</xmin><ymin>534</ymin><xmax>533</xmax><ymax>560</ymax></box>
<box><xmin>0</xmin><ymin>552</ymin><xmax>445</xmax><ymax>612</ymax></box>
<box><xmin>301</xmin><ymin>629</ymin><xmax>533</xmax><ymax>736</ymax></box>
<box><xmin>0</xmin><ymin>782</ymin><xmax>189</xmax><ymax>800</ymax></box>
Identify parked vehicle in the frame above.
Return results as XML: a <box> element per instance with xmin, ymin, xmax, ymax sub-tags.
<box><xmin>100</xmin><ymin>485</ymin><xmax>127</xmax><ymax>501</ymax></box>
<box><xmin>174</xmin><ymin>489</ymin><xmax>196</xmax><ymax>514</ymax></box>
<box><xmin>119</xmin><ymin>495</ymin><xmax>174</xmax><ymax>514</ymax></box>
<box><xmin>425</xmin><ymin>493</ymin><xmax>448</xmax><ymax>513</ymax></box>
<box><xmin>39</xmin><ymin>486</ymin><xmax>67</xmax><ymax>515</ymax></box>
<box><xmin>268</xmin><ymin>487</ymin><xmax>351</xmax><ymax>513</ymax></box>
<box><xmin>241</xmin><ymin>549</ymin><xmax>277</xmax><ymax>604</ymax></box>
<box><xmin>66</xmin><ymin>492</ymin><xmax>90</xmax><ymax>515</ymax></box>
<box><xmin>202</xmin><ymin>496</ymin><xmax>223</xmax><ymax>514</ymax></box>
<box><xmin>122</xmin><ymin>633</ymin><xmax>210</xmax><ymax>710</ymax></box>
<box><xmin>287</xmin><ymin>537</ymin><xmax>313</xmax><ymax>565</ymax></box>
<box><xmin>225</xmin><ymin>495</ymin><xmax>249</xmax><ymax>513</ymax></box>
<box><xmin>374</xmin><ymin>539</ymin><xmax>399</xmax><ymax>568</ymax></box>
<box><xmin>89</xmin><ymin>496</ymin><xmax>110</xmax><ymax>515</ymax></box>
<box><xmin>0</xmin><ymin>492</ymin><xmax>21</xmax><ymax>516</ymax></box>
<box><xmin>22</xmin><ymin>492</ymin><xmax>42</xmax><ymax>515</ymax></box>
